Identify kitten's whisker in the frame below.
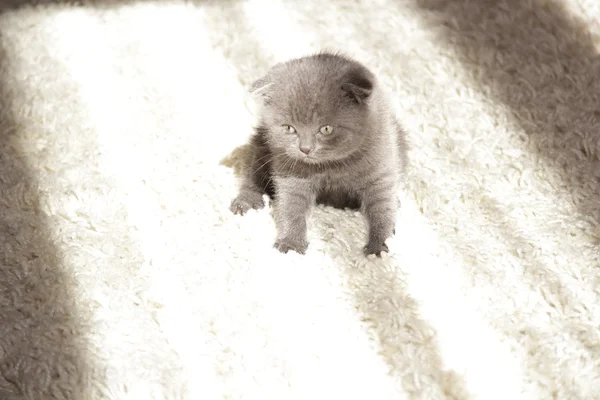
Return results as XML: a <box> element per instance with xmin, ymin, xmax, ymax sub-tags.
<box><xmin>281</xmin><ymin>156</ymin><xmax>294</xmax><ymax>172</ymax></box>
<box><xmin>251</xmin><ymin>152</ymin><xmax>274</xmax><ymax>168</ymax></box>
<box><xmin>252</xmin><ymin>157</ymin><xmax>273</xmax><ymax>175</ymax></box>
<box><xmin>264</xmin><ymin>152</ymin><xmax>288</xmax><ymax>190</ymax></box>
<box><xmin>253</xmin><ymin>152</ymin><xmax>272</xmax><ymax>165</ymax></box>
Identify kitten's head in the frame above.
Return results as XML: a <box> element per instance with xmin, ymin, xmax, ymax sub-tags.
<box><xmin>249</xmin><ymin>53</ymin><xmax>378</xmax><ymax>164</ymax></box>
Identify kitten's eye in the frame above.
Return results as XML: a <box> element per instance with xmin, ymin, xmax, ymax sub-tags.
<box><xmin>282</xmin><ymin>124</ymin><xmax>296</xmax><ymax>134</ymax></box>
<box><xmin>319</xmin><ymin>125</ymin><xmax>334</xmax><ymax>135</ymax></box>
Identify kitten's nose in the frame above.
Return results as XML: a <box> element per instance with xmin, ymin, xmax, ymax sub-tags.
<box><xmin>299</xmin><ymin>146</ymin><xmax>313</xmax><ymax>155</ymax></box>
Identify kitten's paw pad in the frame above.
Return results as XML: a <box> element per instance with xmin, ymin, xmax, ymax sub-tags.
<box><xmin>274</xmin><ymin>238</ymin><xmax>308</xmax><ymax>255</ymax></box>
<box><xmin>230</xmin><ymin>193</ymin><xmax>265</xmax><ymax>215</ymax></box>
<box><xmin>363</xmin><ymin>241</ymin><xmax>389</xmax><ymax>257</ymax></box>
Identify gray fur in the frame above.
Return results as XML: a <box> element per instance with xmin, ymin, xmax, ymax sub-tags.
<box><xmin>230</xmin><ymin>52</ymin><xmax>408</xmax><ymax>256</ymax></box>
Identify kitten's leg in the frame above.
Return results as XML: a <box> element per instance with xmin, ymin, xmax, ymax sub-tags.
<box><xmin>230</xmin><ymin>181</ymin><xmax>266</xmax><ymax>215</ymax></box>
<box><xmin>272</xmin><ymin>177</ymin><xmax>314</xmax><ymax>254</ymax></box>
<box><xmin>230</xmin><ymin>140</ymin><xmax>269</xmax><ymax>215</ymax></box>
<box><xmin>360</xmin><ymin>175</ymin><xmax>397</xmax><ymax>257</ymax></box>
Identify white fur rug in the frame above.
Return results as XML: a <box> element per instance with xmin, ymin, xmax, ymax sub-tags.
<box><xmin>1</xmin><ymin>0</ymin><xmax>599</xmax><ymax>399</ymax></box>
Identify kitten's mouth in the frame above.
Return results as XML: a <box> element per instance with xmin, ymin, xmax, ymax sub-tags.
<box><xmin>303</xmin><ymin>156</ymin><xmax>320</xmax><ymax>164</ymax></box>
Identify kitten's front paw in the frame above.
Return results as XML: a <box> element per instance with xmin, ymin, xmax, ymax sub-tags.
<box><xmin>363</xmin><ymin>241</ymin><xmax>389</xmax><ymax>257</ymax></box>
<box><xmin>230</xmin><ymin>192</ymin><xmax>265</xmax><ymax>215</ymax></box>
<box><xmin>274</xmin><ymin>237</ymin><xmax>308</xmax><ymax>255</ymax></box>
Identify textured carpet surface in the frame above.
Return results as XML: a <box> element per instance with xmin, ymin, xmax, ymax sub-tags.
<box><xmin>1</xmin><ymin>0</ymin><xmax>599</xmax><ymax>399</ymax></box>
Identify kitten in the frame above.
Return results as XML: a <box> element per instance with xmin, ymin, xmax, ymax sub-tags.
<box><xmin>230</xmin><ymin>52</ymin><xmax>408</xmax><ymax>256</ymax></box>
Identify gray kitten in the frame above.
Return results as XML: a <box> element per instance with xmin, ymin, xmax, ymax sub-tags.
<box><xmin>230</xmin><ymin>52</ymin><xmax>408</xmax><ymax>256</ymax></box>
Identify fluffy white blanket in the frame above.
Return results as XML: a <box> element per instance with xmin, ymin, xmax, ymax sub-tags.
<box><xmin>1</xmin><ymin>0</ymin><xmax>599</xmax><ymax>399</ymax></box>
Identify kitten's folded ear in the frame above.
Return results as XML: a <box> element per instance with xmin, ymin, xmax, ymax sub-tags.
<box><xmin>249</xmin><ymin>76</ymin><xmax>274</xmax><ymax>102</ymax></box>
<box><xmin>341</xmin><ymin>70</ymin><xmax>374</xmax><ymax>104</ymax></box>
<box><xmin>245</xmin><ymin>75</ymin><xmax>274</xmax><ymax>122</ymax></box>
